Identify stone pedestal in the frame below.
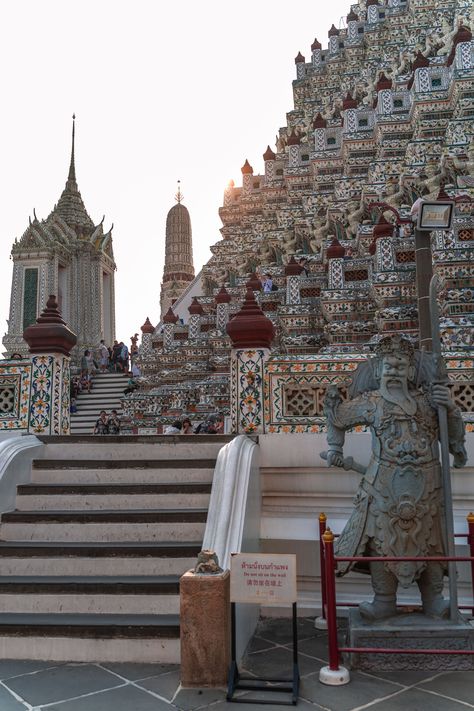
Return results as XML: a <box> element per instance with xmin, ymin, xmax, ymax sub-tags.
<box><xmin>346</xmin><ymin>609</ymin><xmax>474</xmax><ymax>671</ymax></box>
<box><xmin>180</xmin><ymin>570</ymin><xmax>230</xmax><ymax>687</ymax></box>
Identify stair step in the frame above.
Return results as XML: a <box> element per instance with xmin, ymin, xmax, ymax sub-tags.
<box><xmin>16</xmin><ymin>483</ymin><xmax>212</xmax><ymax>510</ymax></box>
<box><xmin>0</xmin><ymin>613</ymin><xmax>180</xmax><ymax>662</ymax></box>
<box><xmin>18</xmin><ymin>483</ymin><xmax>212</xmax><ymax>495</ymax></box>
<box><xmin>31</xmin><ymin>467</ymin><xmax>214</xmax><ymax>484</ymax></box>
<box><xmin>0</xmin><ymin>575</ymin><xmax>180</xmax><ymax>593</ymax></box>
<box><xmin>1</xmin><ymin>509</ymin><xmax>208</xmax><ymax>523</ymax></box>
<box><xmin>33</xmin><ymin>459</ymin><xmax>216</xmax><ymax>469</ymax></box>
<box><xmin>0</xmin><ymin>576</ymin><xmax>181</xmax><ymax>614</ymax></box>
<box><xmin>0</xmin><ymin>541</ymin><xmax>201</xmax><ymax>557</ymax></box>
<box><xmin>0</xmin><ymin>510</ymin><xmax>208</xmax><ymax>542</ymax></box>
<box><xmin>0</xmin><ymin>542</ymin><xmax>200</xmax><ymax>575</ymax></box>
<box><xmin>0</xmin><ymin>612</ymin><xmax>180</xmax><ymax>636</ymax></box>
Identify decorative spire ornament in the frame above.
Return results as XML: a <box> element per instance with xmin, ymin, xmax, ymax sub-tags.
<box><xmin>175</xmin><ymin>180</ymin><xmax>183</xmax><ymax>204</ymax></box>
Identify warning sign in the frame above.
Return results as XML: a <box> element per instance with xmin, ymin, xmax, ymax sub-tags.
<box><xmin>230</xmin><ymin>553</ymin><xmax>297</xmax><ymax>605</ymax></box>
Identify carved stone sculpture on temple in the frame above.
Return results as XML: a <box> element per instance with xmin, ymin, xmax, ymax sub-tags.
<box><xmin>323</xmin><ymin>335</ymin><xmax>467</xmax><ymax>621</ymax></box>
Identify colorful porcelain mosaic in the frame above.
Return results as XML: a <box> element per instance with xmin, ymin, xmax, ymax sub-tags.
<box><xmin>0</xmin><ymin>363</ymin><xmax>31</xmax><ymax>430</ymax></box>
<box><xmin>231</xmin><ymin>349</ymin><xmax>269</xmax><ymax>434</ymax></box>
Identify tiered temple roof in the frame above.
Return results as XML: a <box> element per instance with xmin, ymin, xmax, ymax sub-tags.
<box><xmin>4</xmin><ymin>116</ymin><xmax>116</xmax><ymax>358</ymax></box>
<box><xmin>126</xmin><ymin>0</ymin><xmax>474</xmax><ymax>433</ymax></box>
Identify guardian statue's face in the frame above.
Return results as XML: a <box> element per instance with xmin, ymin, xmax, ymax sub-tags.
<box><xmin>380</xmin><ymin>353</ymin><xmax>410</xmax><ymax>396</ymax></box>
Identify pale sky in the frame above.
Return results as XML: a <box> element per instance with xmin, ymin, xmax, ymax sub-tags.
<box><xmin>0</xmin><ymin>0</ymin><xmax>350</xmax><ymax>343</ymax></box>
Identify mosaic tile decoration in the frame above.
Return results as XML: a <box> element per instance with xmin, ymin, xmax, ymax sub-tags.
<box><xmin>29</xmin><ymin>355</ymin><xmax>54</xmax><ymax>434</ymax></box>
<box><xmin>0</xmin><ymin>363</ymin><xmax>31</xmax><ymax>431</ymax></box>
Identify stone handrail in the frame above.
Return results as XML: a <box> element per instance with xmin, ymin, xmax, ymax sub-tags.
<box><xmin>202</xmin><ymin>434</ymin><xmax>260</xmax><ymax>571</ymax></box>
<box><xmin>202</xmin><ymin>434</ymin><xmax>260</xmax><ymax>659</ymax></box>
<box><xmin>0</xmin><ymin>435</ymin><xmax>43</xmax><ymax>512</ymax></box>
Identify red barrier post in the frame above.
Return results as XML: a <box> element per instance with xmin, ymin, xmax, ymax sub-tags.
<box><xmin>468</xmin><ymin>513</ymin><xmax>474</xmax><ymax>617</ymax></box>
<box><xmin>319</xmin><ymin>528</ymin><xmax>350</xmax><ymax>685</ymax></box>
<box><xmin>317</xmin><ymin>513</ymin><xmax>327</xmax><ymax>625</ymax></box>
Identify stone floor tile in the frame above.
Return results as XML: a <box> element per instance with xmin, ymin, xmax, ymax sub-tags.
<box><xmin>135</xmin><ymin>670</ymin><xmax>181</xmax><ymax>700</ymax></box>
<box><xmin>44</xmin><ymin>684</ymin><xmax>171</xmax><ymax>711</ymax></box>
<box><xmin>242</xmin><ymin>646</ymin><xmax>293</xmax><ymax>678</ymax></box>
<box><xmin>172</xmin><ymin>687</ymin><xmax>228</xmax><ymax>710</ymax></box>
<box><xmin>299</xmin><ymin>669</ymin><xmax>401</xmax><ymax>711</ymax></box>
<box><xmin>212</xmin><ymin>691</ymin><xmax>324</xmax><ymax>709</ymax></box>
<box><xmin>255</xmin><ymin>616</ymin><xmax>316</xmax><ymax>645</ymax></box>
<box><xmin>0</xmin><ymin>660</ymin><xmax>63</xmax><ymax>681</ymax></box>
<box><xmin>0</xmin><ymin>684</ymin><xmax>29</xmax><ymax>711</ymax></box>
<box><xmin>100</xmin><ymin>661</ymin><xmax>179</xmax><ymax>681</ymax></box>
<box><xmin>244</xmin><ymin>635</ymin><xmax>277</xmax><ymax>653</ymax></box>
<box><xmin>366</xmin><ymin>687</ymin><xmax>473</xmax><ymax>711</ymax></box>
<box><xmin>292</xmin><ymin>634</ymin><xmax>331</xmax><ymax>661</ymax></box>
<box><xmin>359</xmin><ymin>668</ymin><xmax>450</xmax><ymax>686</ymax></box>
<box><xmin>242</xmin><ymin>645</ymin><xmax>317</xmax><ymax>678</ymax></box>
<box><xmin>4</xmin><ymin>664</ymin><xmax>123</xmax><ymax>706</ymax></box>
<box><xmin>418</xmin><ymin>671</ymin><xmax>474</xmax><ymax>705</ymax></box>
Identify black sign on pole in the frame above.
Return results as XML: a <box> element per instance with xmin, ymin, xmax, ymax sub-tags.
<box><xmin>227</xmin><ymin>553</ymin><xmax>300</xmax><ymax>706</ymax></box>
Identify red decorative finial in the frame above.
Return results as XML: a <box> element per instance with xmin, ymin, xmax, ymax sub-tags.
<box><xmin>226</xmin><ymin>288</ymin><xmax>275</xmax><ymax>349</ymax></box>
<box><xmin>23</xmin><ymin>295</ymin><xmax>77</xmax><ymax>356</ymax></box>
<box><xmin>313</xmin><ymin>112</ymin><xmax>327</xmax><ymax>129</ymax></box>
<box><xmin>163</xmin><ymin>307</ymin><xmax>178</xmax><ymax>324</ymax></box>
<box><xmin>188</xmin><ymin>297</ymin><xmax>204</xmax><ymax>315</ymax></box>
<box><xmin>327</xmin><ymin>236</ymin><xmax>346</xmax><ymax>259</ymax></box>
<box><xmin>215</xmin><ymin>286</ymin><xmax>232</xmax><ymax>304</ymax></box>
<box><xmin>263</xmin><ymin>145</ymin><xmax>276</xmax><ymax>161</ymax></box>
<box><xmin>141</xmin><ymin>317</ymin><xmax>154</xmax><ymax>334</ymax></box>
<box><xmin>285</xmin><ymin>256</ymin><xmax>303</xmax><ymax>276</ymax></box>
<box><xmin>373</xmin><ymin>213</ymin><xmax>394</xmax><ymax>238</ymax></box>
<box><xmin>287</xmin><ymin>129</ymin><xmax>301</xmax><ymax>146</ymax></box>
<box><xmin>342</xmin><ymin>92</ymin><xmax>358</xmax><ymax>110</ymax></box>
<box><xmin>246</xmin><ymin>273</ymin><xmax>262</xmax><ymax>291</ymax></box>
<box><xmin>241</xmin><ymin>159</ymin><xmax>253</xmax><ymax>175</ymax></box>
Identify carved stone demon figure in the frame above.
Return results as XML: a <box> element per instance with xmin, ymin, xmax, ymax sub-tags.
<box><xmin>324</xmin><ymin>335</ymin><xmax>467</xmax><ymax>620</ymax></box>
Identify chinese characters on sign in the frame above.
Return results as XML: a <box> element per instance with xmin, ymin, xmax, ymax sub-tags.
<box><xmin>230</xmin><ymin>553</ymin><xmax>297</xmax><ymax>605</ymax></box>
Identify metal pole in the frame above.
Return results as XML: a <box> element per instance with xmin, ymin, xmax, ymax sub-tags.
<box><xmin>319</xmin><ymin>513</ymin><xmax>327</xmax><ymax>620</ymax></box>
<box><xmin>467</xmin><ymin>513</ymin><xmax>474</xmax><ymax>617</ymax></box>
<box><xmin>429</xmin><ymin>275</ymin><xmax>458</xmax><ymax>621</ymax></box>
<box><xmin>414</xmin><ymin>228</ymin><xmax>433</xmax><ymax>351</ymax></box>
<box><xmin>323</xmin><ymin>529</ymin><xmax>340</xmax><ymax>671</ymax></box>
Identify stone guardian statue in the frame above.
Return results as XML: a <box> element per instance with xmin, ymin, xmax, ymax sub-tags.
<box><xmin>323</xmin><ymin>335</ymin><xmax>467</xmax><ymax>620</ymax></box>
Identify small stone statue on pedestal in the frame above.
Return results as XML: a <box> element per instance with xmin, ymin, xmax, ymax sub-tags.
<box><xmin>324</xmin><ymin>335</ymin><xmax>467</xmax><ymax>620</ymax></box>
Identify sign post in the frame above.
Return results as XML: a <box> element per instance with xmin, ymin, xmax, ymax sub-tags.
<box><xmin>227</xmin><ymin>553</ymin><xmax>299</xmax><ymax>705</ymax></box>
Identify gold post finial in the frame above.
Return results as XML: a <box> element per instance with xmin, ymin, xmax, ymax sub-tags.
<box><xmin>319</xmin><ymin>512</ymin><xmax>327</xmax><ymax>523</ymax></box>
<box><xmin>322</xmin><ymin>528</ymin><xmax>334</xmax><ymax>543</ymax></box>
<box><xmin>467</xmin><ymin>512</ymin><xmax>474</xmax><ymax>524</ymax></box>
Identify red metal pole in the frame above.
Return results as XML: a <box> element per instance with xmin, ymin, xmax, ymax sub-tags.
<box><xmin>468</xmin><ymin>513</ymin><xmax>474</xmax><ymax>617</ymax></box>
<box><xmin>319</xmin><ymin>513</ymin><xmax>327</xmax><ymax>620</ymax></box>
<box><xmin>323</xmin><ymin>528</ymin><xmax>340</xmax><ymax>671</ymax></box>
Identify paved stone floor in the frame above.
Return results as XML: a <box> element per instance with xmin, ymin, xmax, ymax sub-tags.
<box><xmin>0</xmin><ymin>618</ymin><xmax>473</xmax><ymax>710</ymax></box>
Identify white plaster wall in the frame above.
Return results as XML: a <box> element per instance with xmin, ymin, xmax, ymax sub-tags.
<box><xmin>156</xmin><ymin>271</ymin><xmax>203</xmax><ymax>329</ymax></box>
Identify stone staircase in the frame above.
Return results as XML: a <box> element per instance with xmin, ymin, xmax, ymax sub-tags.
<box><xmin>71</xmin><ymin>372</ymin><xmax>128</xmax><ymax>435</ymax></box>
<box><xmin>0</xmin><ymin>435</ymin><xmax>232</xmax><ymax>662</ymax></box>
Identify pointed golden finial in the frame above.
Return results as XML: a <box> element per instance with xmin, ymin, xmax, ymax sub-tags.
<box><xmin>175</xmin><ymin>180</ymin><xmax>183</xmax><ymax>204</ymax></box>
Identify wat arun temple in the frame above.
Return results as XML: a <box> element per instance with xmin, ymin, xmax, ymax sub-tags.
<box><xmin>125</xmin><ymin>0</ymin><xmax>474</xmax><ymax>435</ymax></box>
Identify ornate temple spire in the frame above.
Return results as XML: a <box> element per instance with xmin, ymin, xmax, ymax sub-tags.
<box><xmin>54</xmin><ymin>115</ymin><xmax>95</xmax><ymax>232</ymax></box>
<box><xmin>160</xmin><ymin>184</ymin><xmax>195</xmax><ymax>320</ymax></box>
<box><xmin>68</xmin><ymin>114</ymin><xmax>77</xmax><ymax>187</ymax></box>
